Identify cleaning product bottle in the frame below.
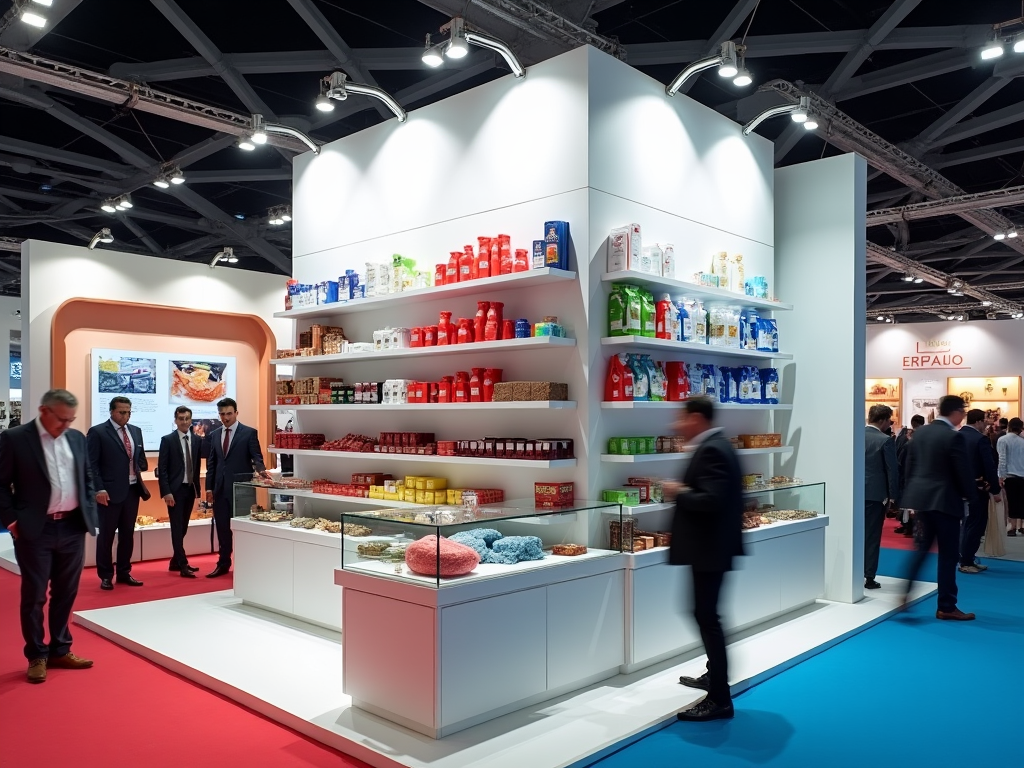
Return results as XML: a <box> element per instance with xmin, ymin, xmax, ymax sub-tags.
<box><xmin>655</xmin><ymin>294</ymin><xmax>673</xmax><ymax>339</ymax></box>
<box><xmin>678</xmin><ymin>300</ymin><xmax>691</xmax><ymax>343</ymax></box>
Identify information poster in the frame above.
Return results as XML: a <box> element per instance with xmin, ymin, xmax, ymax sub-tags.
<box><xmin>91</xmin><ymin>348</ymin><xmax>236</xmax><ymax>449</ymax></box>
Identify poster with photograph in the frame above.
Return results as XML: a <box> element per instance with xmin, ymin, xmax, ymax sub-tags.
<box><xmin>91</xmin><ymin>348</ymin><xmax>236</xmax><ymax>449</ymax></box>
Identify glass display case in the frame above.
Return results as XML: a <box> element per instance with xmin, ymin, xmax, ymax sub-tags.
<box><xmin>338</xmin><ymin>499</ymin><xmax>621</xmax><ymax>588</ymax></box>
<box><xmin>741</xmin><ymin>481</ymin><xmax>825</xmax><ymax>530</ymax></box>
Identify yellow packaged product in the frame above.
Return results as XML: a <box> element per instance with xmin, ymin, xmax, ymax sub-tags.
<box><xmin>405</xmin><ymin>476</ymin><xmax>420</xmax><ymax>488</ymax></box>
<box><xmin>384</xmin><ymin>492</ymin><xmax>400</xmax><ymax>501</ymax></box>
<box><xmin>415</xmin><ymin>478</ymin><xmax>427</xmax><ymax>491</ymax></box>
<box><xmin>425</xmin><ymin>477</ymin><xmax>447</xmax><ymax>490</ymax></box>
<box><xmin>403</xmin><ymin>488</ymin><xmax>417</xmax><ymax>503</ymax></box>
<box><xmin>415</xmin><ymin>490</ymin><xmax>428</xmax><ymax>504</ymax></box>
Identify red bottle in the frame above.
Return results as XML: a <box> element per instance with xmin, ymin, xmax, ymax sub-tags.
<box><xmin>513</xmin><ymin>248</ymin><xmax>529</xmax><ymax>272</ymax></box>
<box><xmin>434</xmin><ymin>264</ymin><xmax>446</xmax><ymax>287</ymax></box>
<box><xmin>502</xmin><ymin>318</ymin><xmax>514</xmax><ymax>340</ymax></box>
<box><xmin>474</xmin><ymin>301</ymin><xmax>489</xmax><ymax>342</ymax></box>
<box><xmin>470</xmin><ymin>368</ymin><xmax>486</xmax><ymax>402</ymax></box>
<box><xmin>454</xmin><ymin>371</ymin><xmax>470</xmax><ymax>403</ymax></box>
<box><xmin>656</xmin><ymin>294</ymin><xmax>673</xmax><ymax>340</ymax></box>
<box><xmin>485</xmin><ymin>301</ymin><xmax>503</xmax><ymax>341</ymax></box>
<box><xmin>477</xmin><ymin>237</ymin><xmax>492</xmax><ymax>280</ymax></box>
<box><xmin>482</xmin><ymin>368</ymin><xmax>502</xmax><ymax>402</ymax></box>
<box><xmin>460</xmin><ymin>246</ymin><xmax>475</xmax><ymax>282</ymax></box>
<box><xmin>447</xmin><ymin>252</ymin><xmax>460</xmax><ymax>284</ymax></box>
<box><xmin>456</xmin><ymin>317</ymin><xmax>474</xmax><ymax>344</ymax></box>
<box><xmin>437</xmin><ymin>311</ymin><xmax>453</xmax><ymax>346</ymax></box>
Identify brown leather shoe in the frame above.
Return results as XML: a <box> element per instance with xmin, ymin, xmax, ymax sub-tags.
<box><xmin>27</xmin><ymin>658</ymin><xmax>47</xmax><ymax>683</ymax></box>
<box><xmin>936</xmin><ymin>608</ymin><xmax>976</xmax><ymax>621</ymax></box>
<box><xmin>48</xmin><ymin>652</ymin><xmax>94</xmax><ymax>669</ymax></box>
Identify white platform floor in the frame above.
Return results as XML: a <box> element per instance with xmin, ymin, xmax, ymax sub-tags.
<box><xmin>73</xmin><ymin>574</ymin><xmax>936</xmax><ymax>768</ymax></box>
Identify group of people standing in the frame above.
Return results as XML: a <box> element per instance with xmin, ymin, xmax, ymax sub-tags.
<box><xmin>864</xmin><ymin>395</ymin><xmax>1018</xmax><ymax>621</ymax></box>
<box><xmin>0</xmin><ymin>389</ymin><xmax>266</xmax><ymax>683</ymax></box>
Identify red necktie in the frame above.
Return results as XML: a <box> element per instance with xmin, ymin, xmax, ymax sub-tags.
<box><xmin>223</xmin><ymin>427</ymin><xmax>230</xmax><ymax>456</ymax></box>
<box><xmin>122</xmin><ymin>426</ymin><xmax>134</xmax><ymax>473</ymax></box>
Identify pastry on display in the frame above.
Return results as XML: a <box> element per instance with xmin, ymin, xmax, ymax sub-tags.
<box><xmin>290</xmin><ymin>517</ymin><xmax>319</xmax><ymax>529</ymax></box>
<box><xmin>405</xmin><ymin>535</ymin><xmax>480</xmax><ymax>577</ymax></box>
<box><xmin>761</xmin><ymin>509</ymin><xmax>817</xmax><ymax>521</ymax></box>
<box><xmin>250</xmin><ymin>506</ymin><xmax>294</xmax><ymax>523</ymax></box>
<box><xmin>551</xmin><ymin>544</ymin><xmax>587</xmax><ymax>556</ymax></box>
<box><xmin>343</xmin><ymin>522</ymin><xmax>373</xmax><ymax>537</ymax></box>
<box><xmin>357</xmin><ymin>541</ymin><xmax>391</xmax><ymax>558</ymax></box>
<box><xmin>316</xmin><ymin>519</ymin><xmax>342</xmax><ymax>533</ymax></box>
<box><xmin>136</xmin><ymin>516</ymin><xmax>157</xmax><ymax>527</ymax></box>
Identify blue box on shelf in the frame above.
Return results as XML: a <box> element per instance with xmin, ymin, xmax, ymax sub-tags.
<box><xmin>543</xmin><ymin>221</ymin><xmax>570</xmax><ymax>271</ymax></box>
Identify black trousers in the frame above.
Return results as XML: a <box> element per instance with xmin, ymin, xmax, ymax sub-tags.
<box><xmin>692</xmin><ymin>569</ymin><xmax>731</xmax><ymax>705</ymax></box>
<box><xmin>905</xmin><ymin>509</ymin><xmax>961</xmax><ymax>612</ymax></box>
<box><xmin>13</xmin><ymin>517</ymin><xmax>85</xmax><ymax>660</ymax></box>
<box><xmin>213</xmin><ymin>493</ymin><xmax>233</xmax><ymax>568</ymax></box>
<box><xmin>960</xmin><ymin>496</ymin><xmax>989</xmax><ymax>567</ymax></box>
<box><xmin>167</xmin><ymin>484</ymin><xmax>196</xmax><ymax>570</ymax></box>
<box><xmin>864</xmin><ymin>500</ymin><xmax>886</xmax><ymax>580</ymax></box>
<box><xmin>95</xmin><ymin>490</ymin><xmax>140</xmax><ymax>580</ymax></box>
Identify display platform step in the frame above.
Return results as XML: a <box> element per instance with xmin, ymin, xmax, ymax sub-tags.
<box><xmin>272</xmin><ymin>335</ymin><xmax>576</xmax><ymax>365</ymax></box>
<box><xmin>275</xmin><ymin>268</ymin><xmax>577</xmax><ymax>319</ymax></box>
<box><xmin>601</xmin><ymin>446</ymin><xmax>792</xmax><ymax>462</ymax></box>
<box><xmin>269</xmin><ymin>447</ymin><xmax>577</xmax><ymax>469</ymax></box>
<box><xmin>602</xmin><ymin>270</ymin><xmax>792</xmax><ymax>311</ymax></box>
<box><xmin>271</xmin><ymin>401</ymin><xmax>577</xmax><ymax>411</ymax></box>
<box><xmin>601</xmin><ymin>335</ymin><xmax>792</xmax><ymax>360</ymax></box>
<box><xmin>600</xmin><ymin>401</ymin><xmax>791</xmax><ymax>410</ymax></box>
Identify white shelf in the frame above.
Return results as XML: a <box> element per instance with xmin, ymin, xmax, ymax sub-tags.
<box><xmin>276</xmin><ymin>268</ymin><xmax>577</xmax><ymax>319</ymax></box>
<box><xmin>602</xmin><ymin>270</ymin><xmax>792</xmax><ymax>311</ymax></box>
<box><xmin>600</xmin><ymin>446</ymin><xmax>792</xmax><ymax>463</ymax></box>
<box><xmin>272</xmin><ymin>335</ymin><xmax>576</xmax><ymax>365</ymax></box>
<box><xmin>601</xmin><ymin>335</ymin><xmax>791</xmax><ymax>360</ymax></box>
<box><xmin>257</xmin><ymin>487</ymin><xmax>424</xmax><ymax>510</ymax></box>
<box><xmin>269</xmin><ymin>447</ymin><xmax>577</xmax><ymax>468</ymax></box>
<box><xmin>271</xmin><ymin>401</ymin><xmax>577</xmax><ymax>411</ymax></box>
<box><xmin>600</xmin><ymin>401</ymin><xmax>791</xmax><ymax>410</ymax></box>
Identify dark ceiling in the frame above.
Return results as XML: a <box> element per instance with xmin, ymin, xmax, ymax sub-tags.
<box><xmin>1</xmin><ymin>0</ymin><xmax>1023</xmax><ymax>319</ymax></box>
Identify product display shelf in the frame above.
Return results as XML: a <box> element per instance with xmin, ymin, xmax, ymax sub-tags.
<box><xmin>602</xmin><ymin>271</ymin><xmax>793</xmax><ymax>311</ymax></box>
<box><xmin>600</xmin><ymin>446</ymin><xmax>792</xmax><ymax>463</ymax></box>
<box><xmin>275</xmin><ymin>268</ymin><xmax>577</xmax><ymax>319</ymax></box>
<box><xmin>600</xmin><ymin>401</ymin><xmax>792</xmax><ymax>411</ymax></box>
<box><xmin>269</xmin><ymin>447</ymin><xmax>577</xmax><ymax>468</ymax></box>
<box><xmin>608</xmin><ymin>482</ymin><xmax>821</xmax><ymax>517</ymax></box>
<box><xmin>271</xmin><ymin>335</ymin><xmax>576</xmax><ymax>365</ymax></box>
<box><xmin>259</xmin><ymin>486</ymin><xmax>423</xmax><ymax>510</ymax></box>
<box><xmin>271</xmin><ymin>401</ymin><xmax>577</xmax><ymax>411</ymax></box>
<box><xmin>600</xmin><ymin>335</ymin><xmax>792</xmax><ymax>361</ymax></box>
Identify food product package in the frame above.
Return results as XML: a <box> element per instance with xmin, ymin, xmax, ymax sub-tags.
<box><xmin>543</xmin><ymin>220</ymin><xmax>570</xmax><ymax>271</ymax></box>
<box><xmin>749</xmin><ymin>367</ymin><xmax>762</xmax><ymax>402</ymax></box>
<box><xmin>760</xmin><ymin>368</ymin><xmax>780</xmax><ymax>403</ymax></box>
<box><xmin>661</xmin><ymin>243</ymin><xmax>675</xmax><ymax>279</ymax></box>
<box><xmin>629</xmin><ymin>354</ymin><xmax>650</xmax><ymax>401</ymax></box>
<box><xmin>648</xmin><ymin>357</ymin><xmax>667</xmax><ymax>401</ymax></box>
<box><xmin>640</xmin><ymin>290</ymin><xmax>656</xmax><ymax>338</ymax></box>
<box><xmin>665</xmin><ymin>361</ymin><xmax>689</xmax><ymax>401</ymax></box>
<box><xmin>655</xmin><ymin>294</ymin><xmax>673</xmax><ymax>339</ymax></box>
<box><xmin>608</xmin><ymin>226</ymin><xmax>632</xmax><ymax>272</ymax></box>
<box><xmin>692</xmin><ymin>299</ymin><xmax>707</xmax><ymax>344</ymax></box>
<box><xmin>621</xmin><ymin>284</ymin><xmax>643</xmax><ymax>335</ymax></box>
<box><xmin>639</xmin><ymin>245</ymin><xmax>662</xmax><ymax>276</ymax></box>
<box><xmin>605</xmin><ymin>354</ymin><xmax>629</xmax><ymax>401</ymax></box>
<box><xmin>533</xmin><ymin>240</ymin><xmax>545</xmax><ymax>270</ymax></box>
<box><xmin>737</xmin><ymin>367</ymin><xmax>752</xmax><ymax>404</ymax></box>
<box><xmin>608</xmin><ymin>283</ymin><xmax>627</xmax><ymax>336</ymax></box>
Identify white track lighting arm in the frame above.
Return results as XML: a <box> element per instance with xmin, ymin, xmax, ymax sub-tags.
<box><xmin>742</xmin><ymin>96</ymin><xmax>812</xmax><ymax>136</ymax></box>
<box><xmin>666</xmin><ymin>41</ymin><xmax>738</xmax><ymax>97</ymax></box>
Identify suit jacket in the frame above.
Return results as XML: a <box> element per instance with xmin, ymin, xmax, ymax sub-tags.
<box><xmin>205</xmin><ymin>422</ymin><xmax>265</xmax><ymax>500</ymax></box>
<box><xmin>960</xmin><ymin>424</ymin><xmax>1000</xmax><ymax>497</ymax></box>
<box><xmin>87</xmin><ymin>420</ymin><xmax>150</xmax><ymax>503</ymax></box>
<box><xmin>902</xmin><ymin>420</ymin><xmax>975</xmax><ymax>517</ymax></box>
<box><xmin>895</xmin><ymin>427</ymin><xmax>911</xmax><ymax>495</ymax></box>
<box><xmin>156</xmin><ymin>429</ymin><xmax>202</xmax><ymax>498</ymax></box>
<box><xmin>865</xmin><ymin>425</ymin><xmax>899</xmax><ymax>504</ymax></box>
<box><xmin>0</xmin><ymin>420</ymin><xmax>98</xmax><ymax>542</ymax></box>
<box><xmin>669</xmin><ymin>430</ymin><xmax>744</xmax><ymax>572</ymax></box>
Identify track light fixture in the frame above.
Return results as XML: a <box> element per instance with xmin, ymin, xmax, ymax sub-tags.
<box><xmin>947</xmin><ymin>278</ymin><xmax>965</xmax><ymax>296</ymax></box>
<box><xmin>444</xmin><ymin>17</ymin><xmax>470</xmax><ymax>59</ymax></box>
<box><xmin>237</xmin><ymin>134</ymin><xmax>256</xmax><ymax>151</ymax></box>
<box><xmin>87</xmin><ymin>228</ymin><xmax>114</xmax><ymax>250</ymax></box>
<box><xmin>667</xmin><ymin>41</ymin><xmax>751</xmax><ymax>97</ymax></box>
<box><xmin>153</xmin><ymin>165</ymin><xmax>186</xmax><ymax>188</ymax></box>
<box><xmin>236</xmin><ymin>115</ymin><xmax>321</xmax><ymax>154</ymax></box>
<box><xmin>101</xmin><ymin>194</ymin><xmax>132</xmax><ymax>213</ymax></box>
<box><xmin>981</xmin><ymin>34</ymin><xmax>1005</xmax><ymax>60</ymax></box>
<box><xmin>153</xmin><ymin>176</ymin><xmax>170</xmax><ymax>189</ymax></box>
<box><xmin>1015</xmin><ymin>35</ymin><xmax>1024</xmax><ymax>53</ymax></box>
<box><xmin>743</xmin><ymin>96</ymin><xmax>818</xmax><ymax>136</ymax></box>
<box><xmin>170</xmin><ymin>168</ymin><xmax>185</xmax><ymax>185</ymax></box>
<box><xmin>209</xmin><ymin>247</ymin><xmax>238</xmax><ymax>268</ymax></box>
<box><xmin>901</xmin><ymin>274</ymin><xmax>915</xmax><ymax>282</ymax></box>
<box><xmin>987</xmin><ymin>311</ymin><xmax>999</xmax><ymax>320</ymax></box>
<box><xmin>315</xmin><ymin>79</ymin><xmax>334</xmax><ymax>112</ymax></box>
<box><xmin>421</xmin><ymin>19</ymin><xmax>525</xmax><ymax>79</ymax></box>
<box><xmin>251</xmin><ymin>114</ymin><xmax>268</xmax><ymax>145</ymax></box>
<box><xmin>267</xmin><ymin>205</ymin><xmax>292</xmax><ymax>226</ymax></box>
<box><xmin>421</xmin><ymin>33</ymin><xmax>445</xmax><ymax>68</ymax></box>
<box><xmin>318</xmin><ymin>72</ymin><xmax>407</xmax><ymax>123</ymax></box>
<box><xmin>100</xmin><ymin>199</ymin><xmax>117</xmax><ymax>213</ymax></box>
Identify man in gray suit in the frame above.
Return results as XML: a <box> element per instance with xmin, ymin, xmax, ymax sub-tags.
<box><xmin>902</xmin><ymin>395</ymin><xmax>977</xmax><ymax>620</ymax></box>
<box><xmin>865</xmin><ymin>404</ymin><xmax>899</xmax><ymax>590</ymax></box>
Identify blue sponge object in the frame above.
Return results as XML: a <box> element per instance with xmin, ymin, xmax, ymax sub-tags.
<box><xmin>486</xmin><ymin>536</ymin><xmax>545</xmax><ymax>565</ymax></box>
<box><xmin>449</xmin><ymin>531</ymin><xmax>491</xmax><ymax>559</ymax></box>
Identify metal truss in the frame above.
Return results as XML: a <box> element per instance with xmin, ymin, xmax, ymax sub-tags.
<box><xmin>867</xmin><ymin>184</ymin><xmax>1024</xmax><ymax>226</ymax></box>
<box><xmin>465</xmin><ymin>0</ymin><xmax>626</xmax><ymax>59</ymax></box>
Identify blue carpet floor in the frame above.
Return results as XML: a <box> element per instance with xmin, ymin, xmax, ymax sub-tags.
<box><xmin>591</xmin><ymin>548</ymin><xmax>1024</xmax><ymax>768</ymax></box>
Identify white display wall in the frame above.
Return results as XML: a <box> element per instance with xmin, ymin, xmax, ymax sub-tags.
<box><xmin>867</xmin><ymin>319</ymin><xmax>1024</xmax><ymax>422</ymax></box>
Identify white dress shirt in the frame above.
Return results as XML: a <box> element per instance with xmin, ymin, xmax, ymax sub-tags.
<box><xmin>178</xmin><ymin>429</ymin><xmax>193</xmax><ymax>484</ymax></box>
<box><xmin>111</xmin><ymin>418</ymin><xmax>137</xmax><ymax>484</ymax></box>
<box><xmin>997</xmin><ymin>432</ymin><xmax>1024</xmax><ymax>478</ymax></box>
<box><xmin>35</xmin><ymin>419</ymin><xmax>79</xmax><ymax>514</ymax></box>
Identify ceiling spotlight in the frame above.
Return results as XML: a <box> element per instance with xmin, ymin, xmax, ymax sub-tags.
<box><xmin>876</xmin><ymin>315</ymin><xmax>885</xmax><ymax>321</ymax></box>
<box><xmin>315</xmin><ymin>79</ymin><xmax>335</xmax><ymax>112</ymax></box>
<box><xmin>886</xmin><ymin>315</ymin><xmax>895</xmax><ymax>323</ymax></box>
<box><xmin>1015</xmin><ymin>36</ymin><xmax>1024</xmax><ymax>53</ymax></box>
<box><xmin>422</xmin><ymin>33</ymin><xmax>445</xmax><ymax>68</ymax></box>
<box><xmin>444</xmin><ymin>17</ymin><xmax>470</xmax><ymax>59</ymax></box>
<box><xmin>113</xmin><ymin>194</ymin><xmax>132</xmax><ymax>211</ymax></box>
<box><xmin>667</xmin><ymin>41</ymin><xmax>748</xmax><ymax>96</ymax></box>
<box><xmin>250</xmin><ymin>114</ymin><xmax>268</xmax><ymax>145</ymax></box>
<box><xmin>947</xmin><ymin>278</ymin><xmax>965</xmax><ymax>296</ymax></box>
<box><xmin>321</xmin><ymin>71</ymin><xmax>407</xmax><ymax>122</ymax></box>
<box><xmin>791</xmin><ymin>108</ymin><xmax>808</xmax><ymax>124</ymax></box>
<box><xmin>914</xmin><ymin>276</ymin><xmax>924</xmax><ymax>283</ymax></box>
<box><xmin>87</xmin><ymin>228</ymin><xmax>114</xmax><ymax>250</ymax></box>
<box><xmin>238</xmin><ymin>135</ymin><xmax>256</xmax><ymax>151</ymax></box>
<box><xmin>901</xmin><ymin>274</ymin><xmax>915</xmax><ymax>282</ymax></box>
<box><xmin>267</xmin><ymin>204</ymin><xmax>293</xmax><ymax>226</ymax></box>
<box><xmin>209</xmin><ymin>247</ymin><xmax>237</xmax><ymax>268</ymax></box>
<box><xmin>744</xmin><ymin>96</ymin><xmax>816</xmax><ymax>136</ymax></box>
<box><xmin>100</xmin><ymin>199</ymin><xmax>117</xmax><ymax>213</ymax></box>
<box><xmin>1009</xmin><ymin>228</ymin><xmax>1019</xmax><ymax>238</ymax></box>
<box><xmin>32</xmin><ymin>0</ymin><xmax>53</xmax><ymax>5</ymax></box>
<box><xmin>981</xmin><ymin>36</ymin><xmax>1005</xmax><ymax>60</ymax></box>
<box><xmin>982</xmin><ymin>300</ymin><xmax>993</xmax><ymax>306</ymax></box>
<box><xmin>803</xmin><ymin>117</ymin><xmax>819</xmax><ymax>131</ymax></box>
<box><xmin>1014</xmin><ymin>312</ymin><xmax>1024</xmax><ymax>319</ymax></box>
<box><xmin>153</xmin><ymin>176</ymin><xmax>170</xmax><ymax>189</ymax></box>
<box><xmin>994</xmin><ymin>231</ymin><xmax>1007</xmax><ymax>240</ymax></box>
<box><xmin>118</xmin><ymin>196</ymin><xmax>133</xmax><ymax>210</ymax></box>
<box><xmin>169</xmin><ymin>168</ymin><xmax>185</xmax><ymax>185</ymax></box>
<box><xmin>281</xmin><ymin>211</ymin><xmax>292</xmax><ymax>222</ymax></box>
<box><xmin>987</xmin><ymin>311</ymin><xmax>998</xmax><ymax>320</ymax></box>
<box><xmin>21</xmin><ymin>11</ymin><xmax>46</xmax><ymax>27</ymax></box>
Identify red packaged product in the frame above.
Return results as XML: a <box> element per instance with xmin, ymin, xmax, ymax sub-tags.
<box><xmin>460</xmin><ymin>245</ymin><xmax>475</xmax><ymax>281</ymax></box>
<box><xmin>482</xmin><ymin>368</ymin><xmax>501</xmax><ymax>402</ymax></box>
<box><xmin>513</xmin><ymin>248</ymin><xmax>529</xmax><ymax>272</ymax></box>
<box><xmin>447</xmin><ymin>252</ymin><xmax>460</xmax><ymax>284</ymax></box>
<box><xmin>477</xmin><ymin>237</ymin><xmax>492</xmax><ymax>279</ymax></box>
<box><xmin>485</xmin><ymin>301</ymin><xmax>503</xmax><ymax>340</ymax></box>
<box><xmin>535</xmin><ymin>482</ymin><xmax>574</xmax><ymax>508</ymax></box>
<box><xmin>437</xmin><ymin>311</ymin><xmax>453</xmax><ymax>346</ymax></box>
<box><xmin>497</xmin><ymin>234</ymin><xmax>511</xmax><ymax>273</ymax></box>
<box><xmin>410</xmin><ymin>327</ymin><xmax>423</xmax><ymax>348</ymax></box>
<box><xmin>605</xmin><ymin>354</ymin><xmax>627</xmax><ymax>401</ymax></box>
<box><xmin>456</xmin><ymin>317</ymin><xmax>474</xmax><ymax>344</ymax></box>
<box><xmin>454</xmin><ymin>371</ymin><xmax>470</xmax><ymax>402</ymax></box>
<box><xmin>502</xmin><ymin>318</ymin><xmax>514</xmax><ymax>339</ymax></box>
<box><xmin>474</xmin><ymin>301</ymin><xmax>489</xmax><ymax>342</ymax></box>
<box><xmin>655</xmin><ymin>295</ymin><xmax>673</xmax><ymax>340</ymax></box>
<box><xmin>665</xmin><ymin>361</ymin><xmax>689</xmax><ymax>401</ymax></box>
<box><xmin>428</xmin><ymin>383</ymin><xmax>439</xmax><ymax>403</ymax></box>
<box><xmin>435</xmin><ymin>264</ymin><xmax>446</xmax><ymax>287</ymax></box>
<box><xmin>438</xmin><ymin>376</ymin><xmax>454</xmax><ymax>403</ymax></box>
<box><xmin>491</xmin><ymin>237</ymin><xmax>502</xmax><ymax>276</ymax></box>
<box><xmin>500</xmin><ymin>242</ymin><xmax>513</xmax><ymax>274</ymax></box>
<box><xmin>424</xmin><ymin>325</ymin><xmax>438</xmax><ymax>346</ymax></box>
<box><xmin>470</xmin><ymin>368</ymin><xmax>485</xmax><ymax>402</ymax></box>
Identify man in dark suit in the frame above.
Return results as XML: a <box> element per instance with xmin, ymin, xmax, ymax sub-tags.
<box><xmin>157</xmin><ymin>406</ymin><xmax>202</xmax><ymax>578</ymax></box>
<box><xmin>959</xmin><ymin>409</ymin><xmax>1000</xmax><ymax>574</ymax></box>
<box><xmin>87</xmin><ymin>396</ymin><xmax>150</xmax><ymax>590</ymax></box>
<box><xmin>902</xmin><ymin>395</ymin><xmax>977</xmax><ymax>620</ymax></box>
<box><xmin>204</xmin><ymin>397</ymin><xmax>267</xmax><ymax>578</ymax></box>
<box><xmin>894</xmin><ymin>414</ymin><xmax>924</xmax><ymax>536</ymax></box>
<box><xmin>864</xmin><ymin>404</ymin><xmax>899</xmax><ymax>590</ymax></box>
<box><xmin>664</xmin><ymin>396</ymin><xmax>744</xmax><ymax>722</ymax></box>
<box><xmin>0</xmin><ymin>389</ymin><xmax>98</xmax><ymax>683</ymax></box>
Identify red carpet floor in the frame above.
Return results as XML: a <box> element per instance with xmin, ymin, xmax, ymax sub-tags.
<box><xmin>880</xmin><ymin>515</ymin><xmax>919</xmax><ymax>552</ymax></box>
<box><xmin>0</xmin><ymin>547</ymin><xmax>370</xmax><ymax>768</ymax></box>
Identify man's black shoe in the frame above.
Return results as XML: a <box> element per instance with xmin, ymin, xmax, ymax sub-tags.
<box><xmin>676</xmin><ymin>698</ymin><xmax>734</xmax><ymax>722</ymax></box>
<box><xmin>865</xmin><ymin>579</ymin><xmax>882</xmax><ymax>589</ymax></box>
<box><xmin>679</xmin><ymin>672</ymin><xmax>710</xmax><ymax>691</ymax></box>
<box><xmin>206</xmin><ymin>565</ymin><xmax>230</xmax><ymax>578</ymax></box>
<box><xmin>116</xmin><ymin>575</ymin><xmax>143</xmax><ymax>587</ymax></box>
<box><xmin>99</xmin><ymin>578</ymin><xmax>113</xmax><ymax>591</ymax></box>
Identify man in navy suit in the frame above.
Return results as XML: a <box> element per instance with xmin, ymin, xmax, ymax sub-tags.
<box><xmin>204</xmin><ymin>397</ymin><xmax>267</xmax><ymax>578</ymax></box>
<box><xmin>958</xmin><ymin>409</ymin><xmax>1000</xmax><ymax>574</ymax></box>
<box><xmin>157</xmin><ymin>406</ymin><xmax>203</xmax><ymax>578</ymax></box>
<box><xmin>0</xmin><ymin>389</ymin><xmax>98</xmax><ymax>683</ymax></box>
<box><xmin>87</xmin><ymin>396</ymin><xmax>150</xmax><ymax>590</ymax></box>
